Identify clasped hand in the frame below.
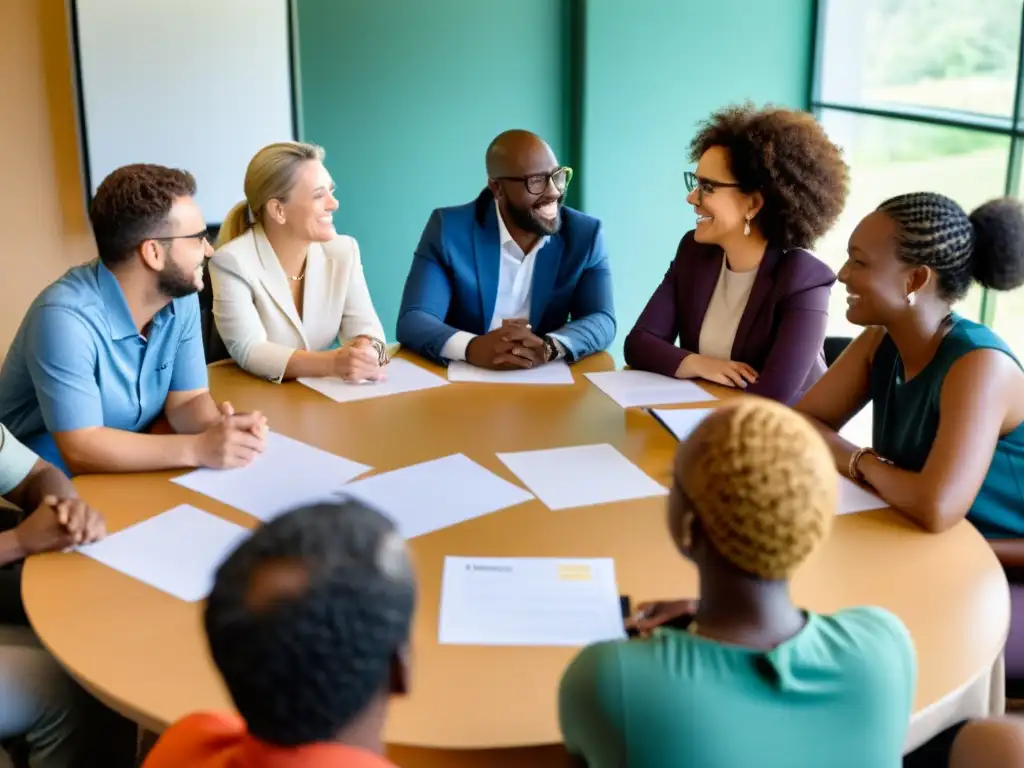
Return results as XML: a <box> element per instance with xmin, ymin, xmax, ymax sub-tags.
<box><xmin>195</xmin><ymin>401</ymin><xmax>269</xmax><ymax>469</ymax></box>
<box><xmin>16</xmin><ymin>495</ymin><xmax>106</xmax><ymax>555</ymax></box>
<box><xmin>466</xmin><ymin>319</ymin><xmax>548</xmax><ymax>370</ymax></box>
<box><xmin>332</xmin><ymin>337</ymin><xmax>387</xmax><ymax>383</ymax></box>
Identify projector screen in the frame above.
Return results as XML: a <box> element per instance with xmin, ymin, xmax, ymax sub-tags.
<box><xmin>71</xmin><ymin>0</ymin><xmax>296</xmax><ymax>225</ymax></box>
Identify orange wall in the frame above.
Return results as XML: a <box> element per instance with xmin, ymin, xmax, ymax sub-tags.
<box><xmin>0</xmin><ymin>0</ymin><xmax>96</xmax><ymax>352</ymax></box>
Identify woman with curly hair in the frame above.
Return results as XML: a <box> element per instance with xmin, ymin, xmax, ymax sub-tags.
<box><xmin>623</xmin><ymin>104</ymin><xmax>849</xmax><ymax>404</ymax></box>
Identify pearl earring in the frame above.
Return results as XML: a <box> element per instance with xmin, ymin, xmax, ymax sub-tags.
<box><xmin>743</xmin><ymin>217</ymin><xmax>751</xmax><ymax>237</ymax></box>
<box><xmin>907</xmin><ymin>292</ymin><xmax>916</xmax><ymax>307</ymax></box>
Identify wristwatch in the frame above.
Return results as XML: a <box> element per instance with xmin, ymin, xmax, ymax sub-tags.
<box><xmin>364</xmin><ymin>337</ymin><xmax>388</xmax><ymax>366</ymax></box>
<box><xmin>542</xmin><ymin>335</ymin><xmax>558</xmax><ymax>363</ymax></box>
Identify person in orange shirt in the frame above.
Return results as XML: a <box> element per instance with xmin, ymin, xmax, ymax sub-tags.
<box><xmin>142</xmin><ymin>499</ymin><xmax>415</xmax><ymax>767</ymax></box>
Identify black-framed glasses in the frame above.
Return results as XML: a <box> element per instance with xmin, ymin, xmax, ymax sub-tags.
<box><xmin>684</xmin><ymin>171</ymin><xmax>742</xmax><ymax>200</ymax></box>
<box><xmin>153</xmin><ymin>228</ymin><xmax>210</xmax><ymax>245</ymax></box>
<box><xmin>494</xmin><ymin>166</ymin><xmax>573</xmax><ymax>195</ymax></box>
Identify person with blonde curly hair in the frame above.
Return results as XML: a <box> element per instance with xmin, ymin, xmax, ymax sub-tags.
<box><xmin>624</xmin><ymin>104</ymin><xmax>849</xmax><ymax>404</ymax></box>
<box><xmin>558</xmin><ymin>398</ymin><xmax>1024</xmax><ymax>767</ymax></box>
<box><xmin>558</xmin><ymin>398</ymin><xmax>915</xmax><ymax>767</ymax></box>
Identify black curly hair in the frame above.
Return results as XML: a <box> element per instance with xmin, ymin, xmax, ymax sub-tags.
<box><xmin>204</xmin><ymin>500</ymin><xmax>415</xmax><ymax>746</ymax></box>
<box><xmin>689</xmin><ymin>103</ymin><xmax>849</xmax><ymax>249</ymax></box>
<box><xmin>877</xmin><ymin>193</ymin><xmax>1024</xmax><ymax>301</ymax></box>
<box><xmin>89</xmin><ymin>163</ymin><xmax>197</xmax><ymax>267</ymax></box>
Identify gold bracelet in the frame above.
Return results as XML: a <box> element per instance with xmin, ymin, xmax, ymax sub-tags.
<box><xmin>848</xmin><ymin>447</ymin><xmax>892</xmax><ymax>482</ymax></box>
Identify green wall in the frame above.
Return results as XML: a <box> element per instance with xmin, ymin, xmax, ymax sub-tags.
<box><xmin>581</xmin><ymin>0</ymin><xmax>816</xmax><ymax>359</ymax></box>
<box><xmin>295</xmin><ymin>0</ymin><xmax>815</xmax><ymax>356</ymax></box>
<box><xmin>295</xmin><ymin>0</ymin><xmax>572</xmax><ymax>336</ymax></box>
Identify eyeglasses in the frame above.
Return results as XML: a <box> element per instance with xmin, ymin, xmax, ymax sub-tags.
<box><xmin>153</xmin><ymin>228</ymin><xmax>210</xmax><ymax>245</ymax></box>
<box><xmin>494</xmin><ymin>166</ymin><xmax>573</xmax><ymax>195</ymax></box>
<box><xmin>684</xmin><ymin>171</ymin><xmax>742</xmax><ymax>201</ymax></box>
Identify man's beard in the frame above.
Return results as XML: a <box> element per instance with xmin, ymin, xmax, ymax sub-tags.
<box><xmin>158</xmin><ymin>258</ymin><xmax>200</xmax><ymax>299</ymax></box>
<box><xmin>505</xmin><ymin>196</ymin><xmax>563</xmax><ymax>236</ymax></box>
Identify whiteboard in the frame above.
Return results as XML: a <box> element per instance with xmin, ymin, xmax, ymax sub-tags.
<box><xmin>72</xmin><ymin>0</ymin><xmax>295</xmax><ymax>224</ymax></box>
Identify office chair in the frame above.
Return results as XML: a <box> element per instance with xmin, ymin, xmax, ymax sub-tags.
<box><xmin>824</xmin><ymin>336</ymin><xmax>853</xmax><ymax>367</ymax></box>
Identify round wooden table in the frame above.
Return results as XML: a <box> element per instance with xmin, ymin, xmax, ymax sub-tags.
<box><xmin>22</xmin><ymin>353</ymin><xmax>1010</xmax><ymax>767</ymax></box>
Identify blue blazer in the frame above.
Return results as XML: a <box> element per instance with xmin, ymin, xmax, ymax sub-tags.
<box><xmin>396</xmin><ymin>190</ymin><xmax>616</xmax><ymax>363</ymax></box>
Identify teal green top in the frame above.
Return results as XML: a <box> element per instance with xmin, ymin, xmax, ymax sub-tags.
<box><xmin>869</xmin><ymin>315</ymin><xmax>1024</xmax><ymax>538</ymax></box>
<box><xmin>558</xmin><ymin>608</ymin><xmax>915</xmax><ymax>768</ymax></box>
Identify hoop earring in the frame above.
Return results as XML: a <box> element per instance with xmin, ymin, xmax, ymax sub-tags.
<box><xmin>743</xmin><ymin>217</ymin><xmax>751</xmax><ymax>237</ymax></box>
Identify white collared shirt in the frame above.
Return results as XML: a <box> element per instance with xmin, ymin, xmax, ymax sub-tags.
<box><xmin>441</xmin><ymin>201</ymin><xmax>560</xmax><ymax>361</ymax></box>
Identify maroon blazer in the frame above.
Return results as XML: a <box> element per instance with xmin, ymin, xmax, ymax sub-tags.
<box><xmin>623</xmin><ymin>231</ymin><xmax>837</xmax><ymax>405</ymax></box>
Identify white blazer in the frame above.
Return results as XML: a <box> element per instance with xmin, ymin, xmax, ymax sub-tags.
<box><xmin>210</xmin><ymin>225</ymin><xmax>386</xmax><ymax>382</ymax></box>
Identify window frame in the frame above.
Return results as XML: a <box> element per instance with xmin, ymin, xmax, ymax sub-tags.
<box><xmin>810</xmin><ymin>0</ymin><xmax>1024</xmax><ymax>325</ymax></box>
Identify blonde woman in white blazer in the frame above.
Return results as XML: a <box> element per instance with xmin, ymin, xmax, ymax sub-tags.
<box><xmin>211</xmin><ymin>141</ymin><xmax>387</xmax><ymax>383</ymax></box>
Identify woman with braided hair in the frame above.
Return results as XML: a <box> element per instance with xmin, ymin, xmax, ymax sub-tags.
<box><xmin>796</xmin><ymin>192</ymin><xmax>1024</xmax><ymax>540</ymax></box>
<box><xmin>795</xmin><ymin>193</ymin><xmax>1024</xmax><ymax>747</ymax></box>
<box><xmin>557</xmin><ymin>398</ymin><xmax>1024</xmax><ymax>767</ymax></box>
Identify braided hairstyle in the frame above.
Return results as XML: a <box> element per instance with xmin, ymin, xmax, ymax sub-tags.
<box><xmin>205</xmin><ymin>500</ymin><xmax>415</xmax><ymax>746</ymax></box>
<box><xmin>877</xmin><ymin>193</ymin><xmax>1024</xmax><ymax>301</ymax></box>
<box><xmin>676</xmin><ymin>398</ymin><xmax>836</xmax><ymax>581</ymax></box>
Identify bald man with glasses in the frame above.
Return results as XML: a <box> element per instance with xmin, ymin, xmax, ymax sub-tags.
<box><xmin>396</xmin><ymin>130</ymin><xmax>615</xmax><ymax>370</ymax></box>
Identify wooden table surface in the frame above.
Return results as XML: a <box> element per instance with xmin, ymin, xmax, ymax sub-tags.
<box><xmin>22</xmin><ymin>352</ymin><xmax>1010</xmax><ymax>766</ymax></box>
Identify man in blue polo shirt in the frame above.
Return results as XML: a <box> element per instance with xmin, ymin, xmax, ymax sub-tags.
<box><xmin>0</xmin><ymin>164</ymin><xmax>267</xmax><ymax>476</ymax></box>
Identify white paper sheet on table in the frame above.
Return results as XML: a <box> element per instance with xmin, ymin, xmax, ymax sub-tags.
<box><xmin>496</xmin><ymin>443</ymin><xmax>667</xmax><ymax>510</ymax></box>
<box><xmin>838</xmin><ymin>476</ymin><xmax>886</xmax><ymax>515</ymax></box>
<box><xmin>649</xmin><ymin>407</ymin><xmax>715</xmax><ymax>442</ymax></box>
<box><xmin>439</xmin><ymin>556</ymin><xmax>626</xmax><ymax>646</ymax></box>
<box><xmin>585</xmin><ymin>370</ymin><xmax>717</xmax><ymax>408</ymax></box>
<box><xmin>172</xmin><ymin>431</ymin><xmax>371</xmax><ymax>521</ymax></box>
<box><xmin>78</xmin><ymin>505</ymin><xmax>250</xmax><ymax>602</ymax></box>
<box><xmin>341</xmin><ymin>453</ymin><xmax>534</xmax><ymax>538</ymax></box>
<box><xmin>297</xmin><ymin>358</ymin><xmax>448</xmax><ymax>403</ymax></box>
<box><xmin>446</xmin><ymin>360</ymin><xmax>575</xmax><ymax>385</ymax></box>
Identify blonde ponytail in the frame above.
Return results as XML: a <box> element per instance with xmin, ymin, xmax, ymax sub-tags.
<box><xmin>215</xmin><ymin>141</ymin><xmax>326</xmax><ymax>250</ymax></box>
<box><xmin>216</xmin><ymin>200</ymin><xmax>252</xmax><ymax>248</ymax></box>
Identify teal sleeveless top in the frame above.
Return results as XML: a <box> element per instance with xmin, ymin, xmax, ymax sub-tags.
<box><xmin>869</xmin><ymin>315</ymin><xmax>1024</xmax><ymax>538</ymax></box>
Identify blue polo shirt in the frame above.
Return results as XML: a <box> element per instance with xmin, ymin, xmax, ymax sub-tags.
<box><xmin>0</xmin><ymin>260</ymin><xmax>208</xmax><ymax>473</ymax></box>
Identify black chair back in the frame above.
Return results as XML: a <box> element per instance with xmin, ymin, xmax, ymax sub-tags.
<box><xmin>200</xmin><ymin>261</ymin><xmax>230</xmax><ymax>365</ymax></box>
<box><xmin>824</xmin><ymin>336</ymin><xmax>853</xmax><ymax>368</ymax></box>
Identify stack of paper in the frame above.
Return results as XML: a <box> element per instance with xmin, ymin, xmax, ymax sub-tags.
<box><xmin>298</xmin><ymin>358</ymin><xmax>448</xmax><ymax>403</ymax></box>
<box><xmin>438</xmin><ymin>556</ymin><xmax>626</xmax><ymax>646</ymax></box>
<box><xmin>79</xmin><ymin>505</ymin><xmax>250</xmax><ymax>601</ymax></box>
<box><xmin>496</xmin><ymin>443</ymin><xmax>667</xmax><ymax>510</ymax></box>
<box><xmin>649</xmin><ymin>407</ymin><xmax>714</xmax><ymax>442</ymax></box>
<box><xmin>342</xmin><ymin>454</ymin><xmax>534</xmax><ymax>538</ymax></box>
<box><xmin>585</xmin><ymin>370</ymin><xmax>716</xmax><ymax>408</ymax></box>
<box><xmin>173</xmin><ymin>432</ymin><xmax>371</xmax><ymax>521</ymax></box>
<box><xmin>447</xmin><ymin>360</ymin><xmax>575</xmax><ymax>385</ymax></box>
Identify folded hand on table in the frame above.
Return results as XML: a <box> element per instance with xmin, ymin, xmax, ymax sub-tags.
<box><xmin>193</xmin><ymin>401</ymin><xmax>269</xmax><ymax>469</ymax></box>
<box><xmin>16</xmin><ymin>496</ymin><xmax>106</xmax><ymax>555</ymax></box>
